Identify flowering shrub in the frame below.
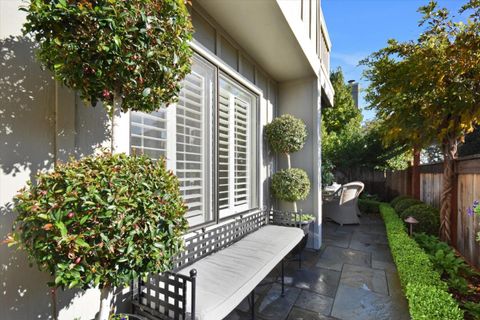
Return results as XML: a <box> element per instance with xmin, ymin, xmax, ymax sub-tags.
<box><xmin>467</xmin><ymin>200</ymin><xmax>480</xmax><ymax>242</ymax></box>
<box><xmin>271</xmin><ymin>168</ymin><xmax>310</xmax><ymax>202</ymax></box>
<box><xmin>7</xmin><ymin>152</ymin><xmax>188</xmax><ymax>289</ymax></box>
<box><xmin>22</xmin><ymin>0</ymin><xmax>193</xmax><ymax>112</ymax></box>
<box><xmin>265</xmin><ymin>114</ymin><xmax>307</xmax><ymax>154</ymax></box>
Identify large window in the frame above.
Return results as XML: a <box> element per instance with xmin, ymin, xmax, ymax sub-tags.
<box><xmin>130</xmin><ymin>54</ymin><xmax>258</xmax><ymax>227</ymax></box>
<box><xmin>218</xmin><ymin>75</ymin><xmax>258</xmax><ymax>219</ymax></box>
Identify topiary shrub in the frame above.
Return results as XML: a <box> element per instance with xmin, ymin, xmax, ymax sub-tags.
<box><xmin>394</xmin><ymin>198</ymin><xmax>423</xmax><ymax>215</ymax></box>
<box><xmin>401</xmin><ymin>204</ymin><xmax>440</xmax><ymax>235</ymax></box>
<box><xmin>22</xmin><ymin>0</ymin><xmax>193</xmax><ymax>112</ymax></box>
<box><xmin>265</xmin><ymin>114</ymin><xmax>307</xmax><ymax>154</ymax></box>
<box><xmin>271</xmin><ymin>168</ymin><xmax>310</xmax><ymax>202</ymax></box>
<box><xmin>7</xmin><ymin>152</ymin><xmax>188</xmax><ymax>319</ymax></box>
<box><xmin>390</xmin><ymin>195</ymin><xmax>411</xmax><ymax>208</ymax></box>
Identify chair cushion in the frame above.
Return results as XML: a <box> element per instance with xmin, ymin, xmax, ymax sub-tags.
<box><xmin>177</xmin><ymin>225</ymin><xmax>304</xmax><ymax>320</ymax></box>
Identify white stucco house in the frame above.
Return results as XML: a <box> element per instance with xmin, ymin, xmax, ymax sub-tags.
<box><xmin>0</xmin><ymin>0</ymin><xmax>333</xmax><ymax>318</ymax></box>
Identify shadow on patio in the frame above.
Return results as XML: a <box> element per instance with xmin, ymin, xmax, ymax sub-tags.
<box><xmin>225</xmin><ymin>214</ymin><xmax>410</xmax><ymax>320</ymax></box>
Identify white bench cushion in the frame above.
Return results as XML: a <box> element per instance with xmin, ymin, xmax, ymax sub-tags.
<box><xmin>178</xmin><ymin>225</ymin><xmax>304</xmax><ymax>320</ymax></box>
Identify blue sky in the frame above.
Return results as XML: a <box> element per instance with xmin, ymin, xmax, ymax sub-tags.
<box><xmin>322</xmin><ymin>0</ymin><xmax>465</xmax><ymax>122</ymax></box>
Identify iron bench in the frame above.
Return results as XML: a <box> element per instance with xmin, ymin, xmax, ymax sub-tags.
<box><xmin>132</xmin><ymin>209</ymin><xmax>304</xmax><ymax>320</ymax></box>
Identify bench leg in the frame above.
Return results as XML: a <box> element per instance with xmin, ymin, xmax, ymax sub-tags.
<box><xmin>251</xmin><ymin>289</ymin><xmax>255</xmax><ymax>320</ymax></box>
<box><xmin>281</xmin><ymin>259</ymin><xmax>285</xmax><ymax>297</ymax></box>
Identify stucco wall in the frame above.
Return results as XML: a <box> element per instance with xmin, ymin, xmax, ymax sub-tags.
<box><xmin>0</xmin><ymin>1</ymin><xmax>129</xmax><ymax>318</ymax></box>
<box><xmin>277</xmin><ymin>77</ymin><xmax>322</xmax><ymax>249</ymax></box>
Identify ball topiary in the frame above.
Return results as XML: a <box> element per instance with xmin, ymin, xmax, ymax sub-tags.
<box><xmin>8</xmin><ymin>152</ymin><xmax>188</xmax><ymax>306</ymax></box>
<box><xmin>394</xmin><ymin>198</ymin><xmax>423</xmax><ymax>215</ymax></box>
<box><xmin>390</xmin><ymin>195</ymin><xmax>411</xmax><ymax>208</ymax></box>
<box><xmin>271</xmin><ymin>168</ymin><xmax>311</xmax><ymax>202</ymax></box>
<box><xmin>265</xmin><ymin>114</ymin><xmax>307</xmax><ymax>154</ymax></box>
<box><xmin>402</xmin><ymin>204</ymin><xmax>440</xmax><ymax>235</ymax></box>
<box><xmin>22</xmin><ymin>0</ymin><xmax>193</xmax><ymax>112</ymax></box>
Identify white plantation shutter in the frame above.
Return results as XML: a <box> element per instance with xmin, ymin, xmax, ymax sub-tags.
<box><xmin>218</xmin><ymin>88</ymin><xmax>231</xmax><ymax>212</ymax></box>
<box><xmin>176</xmin><ymin>70</ymin><xmax>207</xmax><ymax>224</ymax></box>
<box><xmin>233</xmin><ymin>97</ymin><xmax>249</xmax><ymax>209</ymax></box>
<box><xmin>218</xmin><ymin>76</ymin><xmax>257</xmax><ymax>218</ymax></box>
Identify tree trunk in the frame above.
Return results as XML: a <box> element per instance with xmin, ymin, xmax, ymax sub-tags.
<box><xmin>439</xmin><ymin>138</ymin><xmax>457</xmax><ymax>244</ymax></box>
<box><xmin>111</xmin><ymin>93</ymin><xmax>123</xmax><ymax>153</ymax></box>
<box><xmin>286</xmin><ymin>153</ymin><xmax>298</xmax><ymax>213</ymax></box>
<box><xmin>96</xmin><ymin>285</ymin><xmax>113</xmax><ymax>320</ymax></box>
<box><xmin>412</xmin><ymin>149</ymin><xmax>421</xmax><ymax>199</ymax></box>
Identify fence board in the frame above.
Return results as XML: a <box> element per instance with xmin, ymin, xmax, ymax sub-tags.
<box><xmin>341</xmin><ymin>155</ymin><xmax>480</xmax><ymax>267</ymax></box>
<box><xmin>456</xmin><ymin>174</ymin><xmax>480</xmax><ymax>267</ymax></box>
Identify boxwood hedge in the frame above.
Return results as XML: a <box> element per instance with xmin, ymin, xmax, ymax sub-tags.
<box><xmin>394</xmin><ymin>198</ymin><xmax>423</xmax><ymax>215</ymax></box>
<box><xmin>401</xmin><ymin>204</ymin><xmax>440</xmax><ymax>236</ymax></box>
<box><xmin>390</xmin><ymin>195</ymin><xmax>411</xmax><ymax>208</ymax></box>
<box><xmin>358</xmin><ymin>198</ymin><xmax>381</xmax><ymax>214</ymax></box>
<box><xmin>380</xmin><ymin>203</ymin><xmax>463</xmax><ymax>320</ymax></box>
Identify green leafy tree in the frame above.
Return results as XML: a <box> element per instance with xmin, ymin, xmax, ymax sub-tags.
<box><xmin>362</xmin><ymin>0</ymin><xmax>480</xmax><ymax>243</ymax></box>
<box><xmin>321</xmin><ymin>68</ymin><xmax>362</xmax><ymax>180</ymax></box>
<box><xmin>321</xmin><ymin>69</ymin><xmax>409</xmax><ymax>180</ymax></box>
<box><xmin>22</xmin><ymin>0</ymin><xmax>193</xmax><ymax>125</ymax></box>
<box><xmin>323</xmin><ymin>68</ymin><xmax>362</xmax><ymax>134</ymax></box>
<box><xmin>6</xmin><ymin>153</ymin><xmax>188</xmax><ymax>320</ymax></box>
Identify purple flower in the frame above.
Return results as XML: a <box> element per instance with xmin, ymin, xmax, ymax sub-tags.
<box><xmin>473</xmin><ymin>200</ymin><xmax>479</xmax><ymax>209</ymax></box>
<box><xmin>467</xmin><ymin>207</ymin><xmax>474</xmax><ymax>216</ymax></box>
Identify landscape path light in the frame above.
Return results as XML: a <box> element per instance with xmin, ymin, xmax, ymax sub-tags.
<box><xmin>404</xmin><ymin>216</ymin><xmax>419</xmax><ymax>237</ymax></box>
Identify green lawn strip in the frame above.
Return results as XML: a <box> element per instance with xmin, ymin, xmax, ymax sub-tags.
<box><xmin>379</xmin><ymin>203</ymin><xmax>464</xmax><ymax>320</ymax></box>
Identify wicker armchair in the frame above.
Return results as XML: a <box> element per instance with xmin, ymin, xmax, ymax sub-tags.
<box><xmin>323</xmin><ymin>181</ymin><xmax>364</xmax><ymax>225</ymax></box>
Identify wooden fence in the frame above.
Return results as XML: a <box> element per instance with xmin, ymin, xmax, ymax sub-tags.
<box><xmin>342</xmin><ymin>155</ymin><xmax>480</xmax><ymax>267</ymax></box>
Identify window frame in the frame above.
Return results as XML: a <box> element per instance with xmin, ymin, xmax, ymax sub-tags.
<box><xmin>189</xmin><ymin>44</ymin><xmax>264</xmax><ymax>228</ymax></box>
<box><xmin>127</xmin><ymin>43</ymin><xmax>264</xmax><ymax>232</ymax></box>
<box><xmin>216</xmin><ymin>72</ymin><xmax>260</xmax><ymax>223</ymax></box>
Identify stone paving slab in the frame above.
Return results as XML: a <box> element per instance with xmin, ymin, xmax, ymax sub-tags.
<box><xmin>323</xmin><ymin>231</ymin><xmax>352</xmax><ymax>249</ymax></box>
<box><xmin>340</xmin><ymin>264</ymin><xmax>388</xmax><ymax>295</ymax></box>
<box><xmin>284</xmin><ymin>265</ymin><xmax>340</xmax><ymax>297</ymax></box>
<box><xmin>372</xmin><ymin>259</ymin><xmax>397</xmax><ymax>273</ymax></box>
<box><xmin>257</xmin><ymin>283</ymin><xmax>301</xmax><ymax>320</ymax></box>
<box><xmin>294</xmin><ymin>290</ymin><xmax>334</xmax><ymax>316</ymax></box>
<box><xmin>331</xmin><ymin>285</ymin><xmax>410</xmax><ymax>320</ymax></box>
<box><xmin>316</xmin><ymin>246</ymin><xmax>371</xmax><ymax>271</ymax></box>
<box><xmin>287</xmin><ymin>307</ymin><xmax>339</xmax><ymax>320</ymax></box>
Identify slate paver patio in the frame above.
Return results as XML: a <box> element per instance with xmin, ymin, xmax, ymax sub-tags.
<box><xmin>225</xmin><ymin>213</ymin><xmax>410</xmax><ymax>320</ymax></box>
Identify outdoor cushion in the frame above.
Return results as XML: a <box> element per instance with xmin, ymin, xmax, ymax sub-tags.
<box><xmin>178</xmin><ymin>225</ymin><xmax>304</xmax><ymax>320</ymax></box>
